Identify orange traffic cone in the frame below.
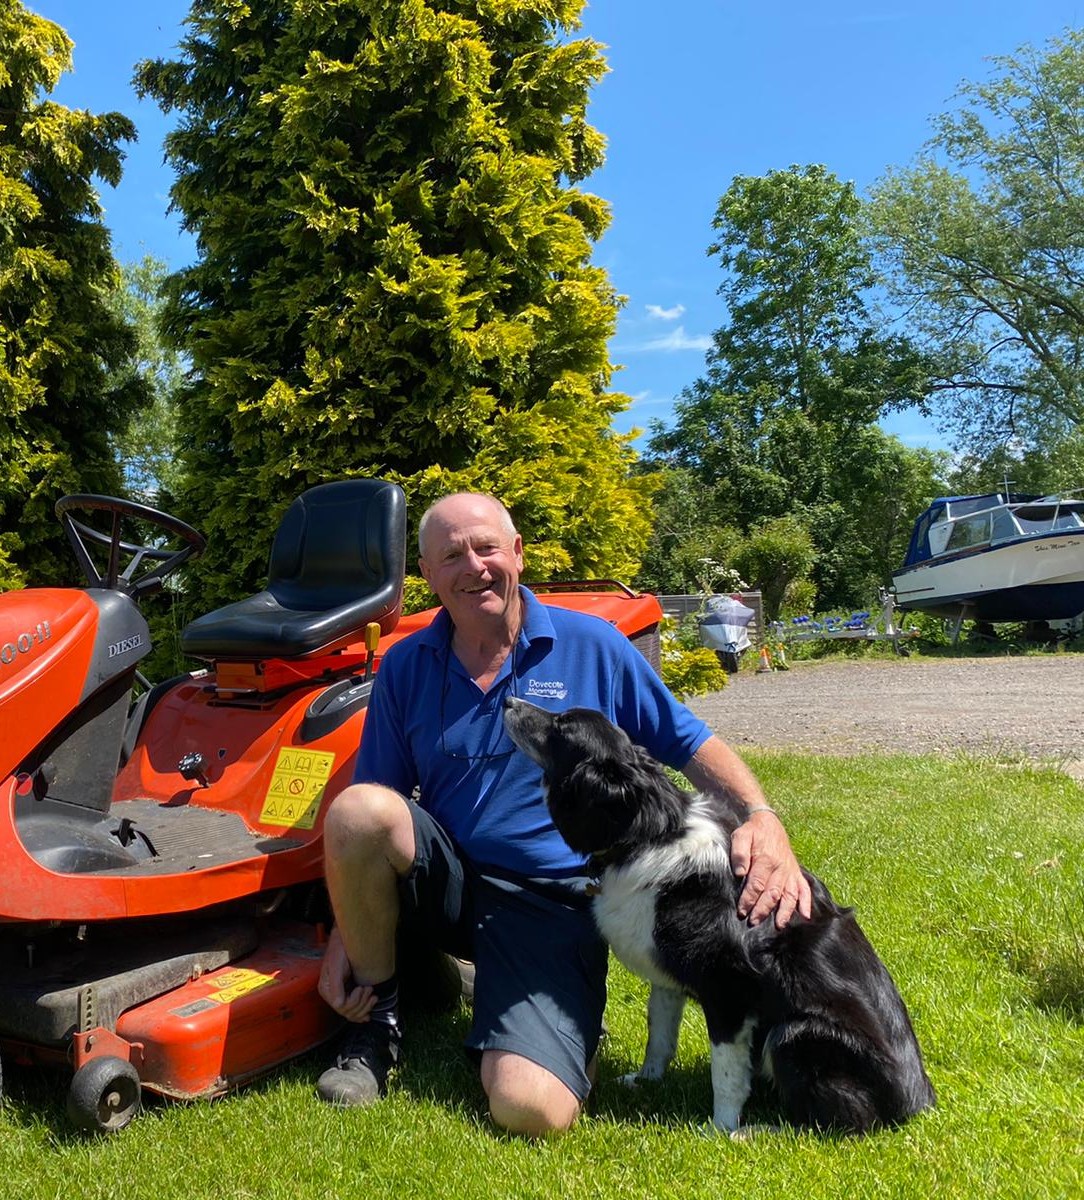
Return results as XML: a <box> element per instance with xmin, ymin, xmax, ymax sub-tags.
<box><xmin>756</xmin><ymin>644</ymin><xmax>773</xmax><ymax>673</ymax></box>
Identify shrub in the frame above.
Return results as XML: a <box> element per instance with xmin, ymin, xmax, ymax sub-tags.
<box><xmin>659</xmin><ymin>617</ymin><xmax>727</xmax><ymax>698</ymax></box>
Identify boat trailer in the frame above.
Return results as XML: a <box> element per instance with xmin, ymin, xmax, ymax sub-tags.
<box><xmin>771</xmin><ymin>590</ymin><xmax>919</xmax><ymax>655</ymax></box>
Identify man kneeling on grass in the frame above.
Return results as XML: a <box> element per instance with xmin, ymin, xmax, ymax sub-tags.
<box><xmin>316</xmin><ymin>493</ymin><xmax>811</xmax><ymax>1136</ymax></box>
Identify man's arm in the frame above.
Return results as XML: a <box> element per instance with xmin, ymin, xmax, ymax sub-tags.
<box><xmin>682</xmin><ymin>735</ymin><xmax>812</xmax><ymax>929</ymax></box>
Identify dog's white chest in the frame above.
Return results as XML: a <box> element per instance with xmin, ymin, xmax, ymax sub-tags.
<box><xmin>592</xmin><ymin>804</ymin><xmax>731</xmax><ymax>991</ymax></box>
<box><xmin>593</xmin><ymin>871</ymin><xmax>677</xmax><ymax>988</ymax></box>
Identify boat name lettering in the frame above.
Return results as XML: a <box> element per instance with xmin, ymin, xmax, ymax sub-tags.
<box><xmin>0</xmin><ymin>621</ymin><xmax>51</xmax><ymax>667</ymax></box>
<box><xmin>108</xmin><ymin>633</ymin><xmax>144</xmax><ymax>658</ymax></box>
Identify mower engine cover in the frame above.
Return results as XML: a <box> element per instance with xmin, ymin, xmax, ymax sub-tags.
<box><xmin>0</xmin><ymin>588</ymin><xmax>150</xmax><ymax>777</ymax></box>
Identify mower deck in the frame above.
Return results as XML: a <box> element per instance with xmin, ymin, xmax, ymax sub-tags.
<box><xmin>0</xmin><ymin>914</ymin><xmax>259</xmax><ymax>1044</ymax></box>
<box><xmin>90</xmin><ymin>800</ymin><xmax>304</xmax><ymax>876</ymax></box>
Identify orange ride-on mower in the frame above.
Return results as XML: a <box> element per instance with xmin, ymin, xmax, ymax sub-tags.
<box><xmin>0</xmin><ymin>479</ymin><xmax>664</xmax><ymax>1133</ymax></box>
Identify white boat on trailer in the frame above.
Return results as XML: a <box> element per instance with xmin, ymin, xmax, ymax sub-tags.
<box><xmin>892</xmin><ymin>490</ymin><xmax>1084</xmax><ymax>625</ymax></box>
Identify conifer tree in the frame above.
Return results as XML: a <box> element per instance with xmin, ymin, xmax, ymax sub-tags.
<box><xmin>0</xmin><ymin>1</ymin><xmax>148</xmax><ymax>588</ymax></box>
<box><xmin>137</xmin><ymin>0</ymin><xmax>650</xmax><ymax>606</ymax></box>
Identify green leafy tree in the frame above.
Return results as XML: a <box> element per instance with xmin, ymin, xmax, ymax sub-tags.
<box><xmin>647</xmin><ymin>392</ymin><xmax>946</xmax><ymax>608</ymax></box>
<box><xmin>136</xmin><ymin>0</ymin><xmax>650</xmax><ymax>608</ymax></box>
<box><xmin>732</xmin><ymin>515</ymin><xmax>816</xmax><ymax>622</ymax></box>
<box><xmin>947</xmin><ymin>425</ymin><xmax>1084</xmax><ymax>497</ymax></box>
<box><xmin>708</xmin><ymin>165</ymin><xmax>929</xmax><ymax>426</ymax></box>
<box><xmin>633</xmin><ymin>467</ymin><xmax>745</xmax><ymax>596</ymax></box>
<box><xmin>870</xmin><ymin>29</ymin><xmax>1084</xmax><ymax>452</ymax></box>
<box><xmin>801</xmin><ymin>427</ymin><xmax>948</xmax><ymax>604</ymax></box>
<box><xmin>102</xmin><ymin>256</ymin><xmax>196</xmax><ymax>680</ymax></box>
<box><xmin>643</xmin><ymin>166</ymin><xmax>938</xmax><ymax>611</ymax></box>
<box><xmin>0</xmin><ymin>1</ymin><xmax>149</xmax><ymax>589</ymax></box>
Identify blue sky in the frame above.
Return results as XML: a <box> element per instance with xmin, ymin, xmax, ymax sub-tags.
<box><xmin>34</xmin><ymin>0</ymin><xmax>1084</xmax><ymax>449</ymax></box>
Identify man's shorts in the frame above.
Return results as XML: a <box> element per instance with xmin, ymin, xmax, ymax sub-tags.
<box><xmin>397</xmin><ymin>801</ymin><xmax>608</xmax><ymax>1102</ymax></box>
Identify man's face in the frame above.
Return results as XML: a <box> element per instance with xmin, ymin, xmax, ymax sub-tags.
<box><xmin>418</xmin><ymin>496</ymin><xmax>524</xmax><ymax>631</ymax></box>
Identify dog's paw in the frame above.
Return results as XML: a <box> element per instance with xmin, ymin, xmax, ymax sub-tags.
<box><xmin>696</xmin><ymin>1121</ymin><xmax>729</xmax><ymax>1139</ymax></box>
<box><xmin>619</xmin><ymin>1063</ymin><xmax>667</xmax><ymax>1087</ymax></box>
<box><xmin>728</xmin><ymin>1122</ymin><xmax>784</xmax><ymax>1141</ymax></box>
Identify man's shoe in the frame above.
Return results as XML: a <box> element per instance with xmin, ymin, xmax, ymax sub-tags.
<box><xmin>316</xmin><ymin>1022</ymin><xmax>401</xmax><ymax>1108</ymax></box>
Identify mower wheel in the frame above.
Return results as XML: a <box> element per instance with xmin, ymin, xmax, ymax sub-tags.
<box><xmin>67</xmin><ymin>1057</ymin><xmax>141</xmax><ymax>1134</ymax></box>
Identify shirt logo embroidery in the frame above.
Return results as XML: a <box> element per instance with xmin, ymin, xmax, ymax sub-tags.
<box><xmin>524</xmin><ymin>679</ymin><xmax>568</xmax><ymax>701</ymax></box>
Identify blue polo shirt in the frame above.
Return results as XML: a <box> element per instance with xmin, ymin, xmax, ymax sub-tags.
<box><xmin>353</xmin><ymin>587</ymin><xmax>712</xmax><ymax>877</ymax></box>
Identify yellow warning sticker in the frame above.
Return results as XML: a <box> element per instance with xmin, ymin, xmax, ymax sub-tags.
<box><xmin>260</xmin><ymin>748</ymin><xmax>335</xmax><ymax>829</ymax></box>
<box><xmin>205</xmin><ymin>968</ymin><xmax>277</xmax><ymax>1005</ymax></box>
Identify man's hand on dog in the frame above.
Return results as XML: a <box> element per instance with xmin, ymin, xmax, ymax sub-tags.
<box><xmin>682</xmin><ymin>738</ymin><xmax>813</xmax><ymax>929</ymax></box>
<box><xmin>731</xmin><ymin>810</ymin><xmax>813</xmax><ymax>929</ymax></box>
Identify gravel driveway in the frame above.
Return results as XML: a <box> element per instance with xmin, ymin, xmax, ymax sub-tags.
<box><xmin>687</xmin><ymin>654</ymin><xmax>1084</xmax><ymax>779</ymax></box>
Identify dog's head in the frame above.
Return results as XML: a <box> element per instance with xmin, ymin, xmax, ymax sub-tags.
<box><xmin>503</xmin><ymin>697</ymin><xmax>684</xmax><ymax>862</ymax></box>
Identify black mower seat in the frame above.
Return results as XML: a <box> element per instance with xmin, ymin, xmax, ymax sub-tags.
<box><xmin>181</xmin><ymin>479</ymin><xmax>407</xmax><ymax>660</ymax></box>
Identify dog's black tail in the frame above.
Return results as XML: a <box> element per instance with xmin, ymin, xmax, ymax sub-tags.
<box><xmin>765</xmin><ymin>1016</ymin><xmax>935</xmax><ymax>1133</ymax></box>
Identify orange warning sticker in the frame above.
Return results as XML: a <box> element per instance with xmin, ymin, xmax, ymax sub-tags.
<box><xmin>205</xmin><ymin>968</ymin><xmax>277</xmax><ymax>1005</ymax></box>
<box><xmin>260</xmin><ymin>748</ymin><xmax>335</xmax><ymax>829</ymax></box>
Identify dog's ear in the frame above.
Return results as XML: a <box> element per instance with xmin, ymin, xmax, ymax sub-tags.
<box><xmin>622</xmin><ymin>745</ymin><xmax>688</xmax><ymax>842</ymax></box>
<box><xmin>567</xmin><ymin>756</ymin><xmax>633</xmax><ymax>803</ymax></box>
<box><xmin>545</xmin><ymin>756</ymin><xmax>639</xmax><ymax>856</ymax></box>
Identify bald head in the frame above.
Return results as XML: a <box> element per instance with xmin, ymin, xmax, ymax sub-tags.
<box><xmin>417</xmin><ymin>493</ymin><xmax>517</xmax><ymax>557</ymax></box>
<box><xmin>416</xmin><ymin>493</ymin><xmax>524</xmax><ymax>633</ymax></box>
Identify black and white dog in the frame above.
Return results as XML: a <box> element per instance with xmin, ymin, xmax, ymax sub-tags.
<box><xmin>503</xmin><ymin>697</ymin><xmax>935</xmax><ymax>1135</ymax></box>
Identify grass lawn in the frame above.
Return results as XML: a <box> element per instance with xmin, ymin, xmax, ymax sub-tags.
<box><xmin>2</xmin><ymin>750</ymin><xmax>1082</xmax><ymax>1200</ymax></box>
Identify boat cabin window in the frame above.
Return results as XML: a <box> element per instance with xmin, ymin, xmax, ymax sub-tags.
<box><xmin>928</xmin><ymin>522</ymin><xmax>952</xmax><ymax>555</ymax></box>
<box><xmin>945</xmin><ymin>513</ymin><xmax>991</xmax><ymax>551</ymax></box>
<box><xmin>1015</xmin><ymin>507</ymin><xmax>1084</xmax><ymax>534</ymax></box>
<box><xmin>991</xmin><ymin>509</ymin><xmax>1019</xmax><ymax>541</ymax></box>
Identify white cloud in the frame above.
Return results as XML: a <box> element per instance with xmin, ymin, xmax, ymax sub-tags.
<box><xmin>645</xmin><ymin>303</ymin><xmax>685</xmax><ymax>321</ymax></box>
<box><xmin>628</xmin><ymin>395</ymin><xmax>674</xmax><ymax>419</ymax></box>
<box><xmin>611</xmin><ymin>391</ymin><xmax>678</xmax><ymax>439</ymax></box>
<box><xmin>625</xmin><ymin>325</ymin><xmax>712</xmax><ymax>353</ymax></box>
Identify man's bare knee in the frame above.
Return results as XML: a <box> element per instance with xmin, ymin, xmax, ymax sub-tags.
<box><xmin>481</xmin><ymin>1051</ymin><xmax>581</xmax><ymax>1138</ymax></box>
<box><xmin>323</xmin><ymin>784</ymin><xmax>414</xmax><ymax>871</ymax></box>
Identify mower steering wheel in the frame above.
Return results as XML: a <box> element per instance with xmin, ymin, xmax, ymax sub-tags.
<box><xmin>56</xmin><ymin>494</ymin><xmax>206</xmax><ymax>598</ymax></box>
